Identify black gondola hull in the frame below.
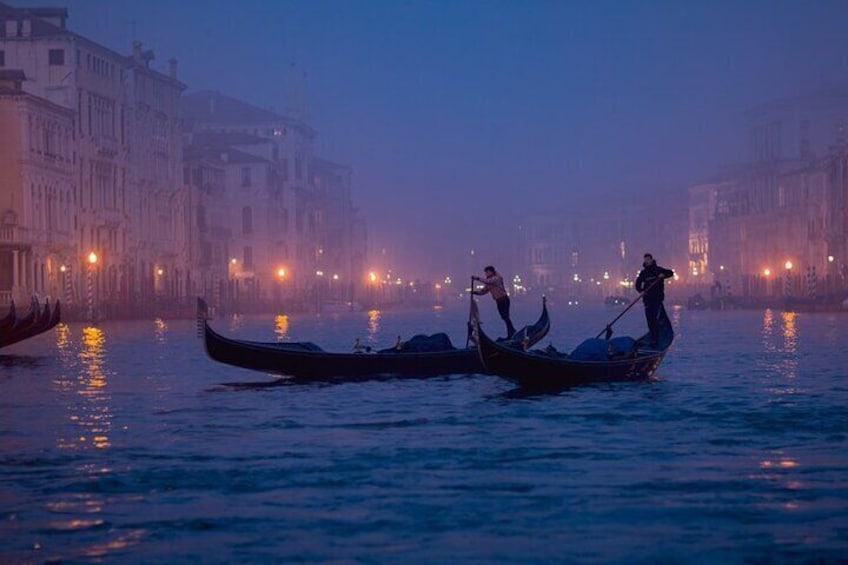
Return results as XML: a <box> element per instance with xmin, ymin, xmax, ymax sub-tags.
<box><xmin>0</xmin><ymin>299</ymin><xmax>61</xmax><ymax>349</ymax></box>
<box><xmin>476</xmin><ymin>303</ymin><xmax>673</xmax><ymax>388</ymax></box>
<box><xmin>199</xmin><ymin>297</ymin><xmax>549</xmax><ymax>380</ymax></box>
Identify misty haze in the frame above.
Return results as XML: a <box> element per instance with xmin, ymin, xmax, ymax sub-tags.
<box><xmin>1</xmin><ymin>1</ymin><xmax>848</xmax><ymax>563</ymax></box>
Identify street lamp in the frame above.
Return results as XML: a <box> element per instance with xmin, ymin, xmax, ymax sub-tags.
<box><xmin>275</xmin><ymin>267</ymin><xmax>287</xmax><ymax>309</ymax></box>
<box><xmin>229</xmin><ymin>258</ymin><xmax>239</xmax><ymax>313</ymax></box>
<box><xmin>784</xmin><ymin>260</ymin><xmax>793</xmax><ymax>298</ymax></box>
<box><xmin>87</xmin><ymin>251</ymin><xmax>98</xmax><ymax>322</ymax></box>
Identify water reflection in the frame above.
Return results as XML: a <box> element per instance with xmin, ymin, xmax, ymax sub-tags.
<box><xmin>153</xmin><ymin>317</ymin><xmax>168</xmax><ymax>343</ymax></box>
<box><xmin>53</xmin><ymin>323</ymin><xmax>75</xmax><ymax>391</ymax></box>
<box><xmin>367</xmin><ymin>309</ymin><xmax>381</xmax><ymax>346</ymax></box>
<box><xmin>44</xmin><ymin>494</ymin><xmax>146</xmax><ymax>559</ymax></box>
<box><xmin>759</xmin><ymin>309</ymin><xmax>800</xmax><ymax>392</ymax></box>
<box><xmin>781</xmin><ymin>311</ymin><xmax>797</xmax><ymax>353</ymax></box>
<box><xmin>753</xmin><ymin>455</ymin><xmax>802</xmax><ymax>508</ymax></box>
<box><xmin>274</xmin><ymin>314</ymin><xmax>290</xmax><ymax>341</ymax></box>
<box><xmin>60</xmin><ymin>326</ymin><xmax>112</xmax><ymax>450</ymax></box>
<box><xmin>761</xmin><ymin>309</ymin><xmax>775</xmax><ymax>352</ymax></box>
<box><xmin>227</xmin><ymin>314</ymin><xmax>244</xmax><ymax>333</ymax></box>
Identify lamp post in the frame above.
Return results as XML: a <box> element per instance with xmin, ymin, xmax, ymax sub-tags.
<box><xmin>315</xmin><ymin>270</ymin><xmax>324</xmax><ymax>312</ymax></box>
<box><xmin>87</xmin><ymin>251</ymin><xmax>98</xmax><ymax>322</ymax></box>
<box><xmin>332</xmin><ymin>273</ymin><xmax>339</xmax><ymax>301</ymax></box>
<box><xmin>276</xmin><ymin>267</ymin><xmax>286</xmax><ymax>309</ymax></box>
<box><xmin>763</xmin><ymin>268</ymin><xmax>772</xmax><ymax>297</ymax></box>
<box><xmin>60</xmin><ymin>264</ymin><xmax>71</xmax><ymax>305</ymax></box>
<box><xmin>784</xmin><ymin>260</ymin><xmax>793</xmax><ymax>298</ymax></box>
<box><xmin>229</xmin><ymin>258</ymin><xmax>238</xmax><ymax>313</ymax></box>
<box><xmin>368</xmin><ymin>271</ymin><xmax>377</xmax><ymax>308</ymax></box>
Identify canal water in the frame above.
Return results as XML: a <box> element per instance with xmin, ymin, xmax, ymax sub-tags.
<box><xmin>1</xmin><ymin>298</ymin><xmax>846</xmax><ymax>563</ymax></box>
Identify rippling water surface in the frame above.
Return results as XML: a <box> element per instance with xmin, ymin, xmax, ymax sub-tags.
<box><xmin>1</xmin><ymin>299</ymin><xmax>847</xmax><ymax>563</ymax></box>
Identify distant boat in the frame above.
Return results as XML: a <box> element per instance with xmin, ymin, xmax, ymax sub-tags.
<box><xmin>320</xmin><ymin>300</ymin><xmax>363</xmax><ymax>313</ymax></box>
<box><xmin>687</xmin><ymin>294</ymin><xmax>707</xmax><ymax>310</ymax></box>
<box><xmin>604</xmin><ymin>296</ymin><xmax>629</xmax><ymax>307</ymax></box>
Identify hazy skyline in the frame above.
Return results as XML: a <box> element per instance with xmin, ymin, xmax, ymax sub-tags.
<box><xmin>14</xmin><ymin>0</ymin><xmax>848</xmax><ymax>278</ymax></box>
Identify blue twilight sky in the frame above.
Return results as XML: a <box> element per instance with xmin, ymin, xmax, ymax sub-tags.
<box><xmin>15</xmin><ymin>0</ymin><xmax>848</xmax><ymax>277</ymax></box>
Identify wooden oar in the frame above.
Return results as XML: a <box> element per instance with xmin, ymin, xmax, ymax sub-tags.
<box><xmin>466</xmin><ymin>276</ymin><xmax>476</xmax><ymax>348</ymax></box>
<box><xmin>596</xmin><ymin>277</ymin><xmax>662</xmax><ymax>339</ymax></box>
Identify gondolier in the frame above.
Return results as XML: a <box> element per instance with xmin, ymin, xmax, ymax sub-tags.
<box><xmin>635</xmin><ymin>253</ymin><xmax>674</xmax><ymax>348</ymax></box>
<box><xmin>472</xmin><ymin>265</ymin><xmax>516</xmax><ymax>339</ymax></box>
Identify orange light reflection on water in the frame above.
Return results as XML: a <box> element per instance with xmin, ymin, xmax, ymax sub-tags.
<box><xmin>57</xmin><ymin>326</ymin><xmax>113</xmax><ymax>450</ymax></box>
<box><xmin>274</xmin><ymin>314</ymin><xmax>290</xmax><ymax>340</ymax></box>
<box><xmin>781</xmin><ymin>311</ymin><xmax>797</xmax><ymax>353</ymax></box>
<box><xmin>153</xmin><ymin>317</ymin><xmax>168</xmax><ymax>343</ymax></box>
<box><xmin>367</xmin><ymin>309</ymin><xmax>381</xmax><ymax>346</ymax></box>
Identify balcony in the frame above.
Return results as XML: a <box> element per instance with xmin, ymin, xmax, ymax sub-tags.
<box><xmin>0</xmin><ymin>225</ymin><xmax>20</xmax><ymax>243</ymax></box>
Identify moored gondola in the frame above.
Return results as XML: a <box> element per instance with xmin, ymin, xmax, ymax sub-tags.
<box><xmin>197</xmin><ymin>296</ymin><xmax>550</xmax><ymax>380</ymax></box>
<box><xmin>0</xmin><ymin>298</ymin><xmax>62</xmax><ymax>349</ymax></box>
<box><xmin>0</xmin><ymin>301</ymin><xmax>16</xmax><ymax>333</ymax></box>
<box><xmin>475</xmin><ymin>302</ymin><xmax>673</xmax><ymax>389</ymax></box>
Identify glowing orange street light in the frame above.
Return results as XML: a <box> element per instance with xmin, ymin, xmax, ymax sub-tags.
<box><xmin>88</xmin><ymin>251</ymin><xmax>98</xmax><ymax>265</ymax></box>
<box><xmin>277</xmin><ymin>267</ymin><xmax>286</xmax><ymax>278</ymax></box>
<box><xmin>763</xmin><ymin>268</ymin><xmax>771</xmax><ymax>277</ymax></box>
<box><xmin>784</xmin><ymin>260</ymin><xmax>793</xmax><ymax>271</ymax></box>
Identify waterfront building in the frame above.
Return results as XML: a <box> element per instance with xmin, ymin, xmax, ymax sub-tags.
<box><xmin>0</xmin><ymin>2</ymin><xmax>184</xmax><ymax>316</ymax></box>
<box><xmin>703</xmin><ymin>86</ymin><xmax>848</xmax><ymax>300</ymax></box>
<box><xmin>0</xmin><ymin>68</ymin><xmax>74</xmax><ymax>305</ymax></box>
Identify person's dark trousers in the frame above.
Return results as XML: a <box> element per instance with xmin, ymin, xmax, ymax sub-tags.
<box><xmin>644</xmin><ymin>298</ymin><xmax>661</xmax><ymax>346</ymax></box>
<box><xmin>496</xmin><ymin>296</ymin><xmax>516</xmax><ymax>338</ymax></box>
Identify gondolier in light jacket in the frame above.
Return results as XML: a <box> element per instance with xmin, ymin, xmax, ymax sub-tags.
<box><xmin>472</xmin><ymin>265</ymin><xmax>516</xmax><ymax>339</ymax></box>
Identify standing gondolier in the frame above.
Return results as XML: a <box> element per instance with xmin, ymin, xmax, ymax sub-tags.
<box><xmin>472</xmin><ymin>265</ymin><xmax>516</xmax><ymax>339</ymax></box>
<box><xmin>635</xmin><ymin>253</ymin><xmax>674</xmax><ymax>348</ymax></box>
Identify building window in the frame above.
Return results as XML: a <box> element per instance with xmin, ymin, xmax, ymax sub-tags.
<box><xmin>0</xmin><ymin>51</ymin><xmax>5</xmax><ymax>67</ymax></box>
<box><xmin>243</xmin><ymin>246</ymin><xmax>253</xmax><ymax>269</ymax></box>
<box><xmin>48</xmin><ymin>49</ymin><xmax>65</xmax><ymax>66</ymax></box>
<box><xmin>241</xmin><ymin>167</ymin><xmax>251</xmax><ymax>187</ymax></box>
<box><xmin>242</xmin><ymin>206</ymin><xmax>253</xmax><ymax>234</ymax></box>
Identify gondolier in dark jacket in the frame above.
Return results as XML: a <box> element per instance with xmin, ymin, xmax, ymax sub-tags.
<box><xmin>472</xmin><ymin>265</ymin><xmax>516</xmax><ymax>339</ymax></box>
<box><xmin>635</xmin><ymin>253</ymin><xmax>675</xmax><ymax>348</ymax></box>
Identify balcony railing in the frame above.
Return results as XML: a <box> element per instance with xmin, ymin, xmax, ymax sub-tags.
<box><xmin>0</xmin><ymin>225</ymin><xmax>19</xmax><ymax>242</ymax></box>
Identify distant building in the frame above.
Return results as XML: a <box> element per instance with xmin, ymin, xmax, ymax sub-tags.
<box><xmin>181</xmin><ymin>89</ymin><xmax>367</xmax><ymax>310</ymax></box>
<box><xmin>180</xmin><ymin>145</ymin><xmax>231</xmax><ymax>308</ymax></box>
<box><xmin>703</xmin><ymin>86</ymin><xmax>848</xmax><ymax>298</ymax></box>
<box><xmin>687</xmin><ymin>175</ymin><xmax>726</xmax><ymax>284</ymax></box>
<box><xmin>524</xmin><ymin>194</ymin><xmax>688</xmax><ymax>300</ymax></box>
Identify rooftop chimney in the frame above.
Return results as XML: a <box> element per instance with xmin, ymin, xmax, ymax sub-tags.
<box><xmin>168</xmin><ymin>58</ymin><xmax>178</xmax><ymax>80</ymax></box>
<box><xmin>132</xmin><ymin>41</ymin><xmax>142</xmax><ymax>63</ymax></box>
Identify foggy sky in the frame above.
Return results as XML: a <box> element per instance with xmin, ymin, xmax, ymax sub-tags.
<box><xmin>16</xmin><ymin>0</ymin><xmax>848</xmax><ymax>279</ymax></box>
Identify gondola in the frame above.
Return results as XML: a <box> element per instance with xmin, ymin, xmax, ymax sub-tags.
<box><xmin>475</xmin><ymin>302</ymin><xmax>673</xmax><ymax>389</ymax></box>
<box><xmin>0</xmin><ymin>298</ymin><xmax>62</xmax><ymax>349</ymax></box>
<box><xmin>197</xmin><ymin>296</ymin><xmax>549</xmax><ymax>380</ymax></box>
<box><xmin>0</xmin><ymin>301</ymin><xmax>15</xmax><ymax>333</ymax></box>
